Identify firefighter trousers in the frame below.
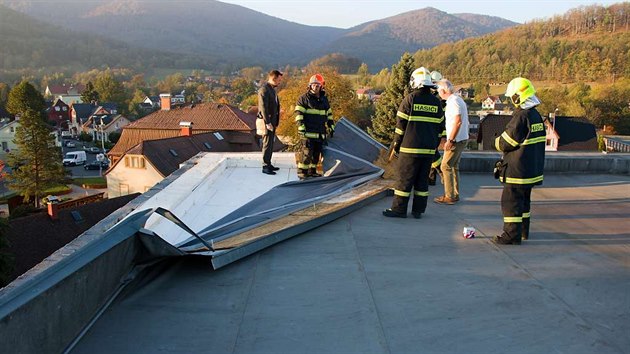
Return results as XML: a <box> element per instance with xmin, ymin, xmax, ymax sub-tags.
<box><xmin>501</xmin><ymin>185</ymin><xmax>532</xmax><ymax>241</ymax></box>
<box><xmin>391</xmin><ymin>154</ymin><xmax>432</xmax><ymax>214</ymax></box>
<box><xmin>298</xmin><ymin>138</ymin><xmax>323</xmax><ymax>177</ymax></box>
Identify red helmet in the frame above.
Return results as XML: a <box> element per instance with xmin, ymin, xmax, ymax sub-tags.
<box><xmin>309</xmin><ymin>74</ymin><xmax>325</xmax><ymax>87</ymax></box>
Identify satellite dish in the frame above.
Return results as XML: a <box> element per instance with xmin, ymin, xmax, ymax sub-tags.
<box><xmin>96</xmin><ymin>153</ymin><xmax>105</xmax><ymax>161</ymax></box>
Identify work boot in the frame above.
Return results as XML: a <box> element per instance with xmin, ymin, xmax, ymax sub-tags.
<box><xmin>268</xmin><ymin>164</ymin><xmax>280</xmax><ymax>171</ymax></box>
<box><xmin>262</xmin><ymin>166</ymin><xmax>276</xmax><ymax>175</ymax></box>
<box><xmin>492</xmin><ymin>235</ymin><xmax>521</xmax><ymax>245</ymax></box>
<box><xmin>308</xmin><ymin>168</ymin><xmax>322</xmax><ymax>177</ymax></box>
<box><xmin>297</xmin><ymin>168</ymin><xmax>309</xmax><ymax>180</ymax></box>
<box><xmin>411</xmin><ymin>211</ymin><xmax>423</xmax><ymax>219</ymax></box>
<box><xmin>382</xmin><ymin>209</ymin><xmax>407</xmax><ymax>218</ymax></box>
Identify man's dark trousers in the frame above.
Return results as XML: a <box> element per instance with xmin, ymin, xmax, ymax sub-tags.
<box><xmin>262</xmin><ymin>130</ymin><xmax>275</xmax><ymax>167</ymax></box>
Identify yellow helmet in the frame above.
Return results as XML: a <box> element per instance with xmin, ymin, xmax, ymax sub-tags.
<box><xmin>506</xmin><ymin>77</ymin><xmax>536</xmax><ymax>106</ymax></box>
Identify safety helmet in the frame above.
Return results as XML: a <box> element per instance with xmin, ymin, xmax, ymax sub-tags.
<box><xmin>430</xmin><ymin>70</ymin><xmax>443</xmax><ymax>83</ymax></box>
<box><xmin>410</xmin><ymin>67</ymin><xmax>436</xmax><ymax>89</ymax></box>
<box><xmin>309</xmin><ymin>74</ymin><xmax>325</xmax><ymax>87</ymax></box>
<box><xmin>505</xmin><ymin>77</ymin><xmax>536</xmax><ymax>106</ymax></box>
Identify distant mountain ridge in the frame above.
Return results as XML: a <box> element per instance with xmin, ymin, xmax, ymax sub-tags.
<box><xmin>0</xmin><ymin>0</ymin><xmax>517</xmax><ymax>72</ymax></box>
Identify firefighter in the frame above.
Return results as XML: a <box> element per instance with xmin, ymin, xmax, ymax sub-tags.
<box><xmin>493</xmin><ymin>77</ymin><xmax>546</xmax><ymax>245</ymax></box>
<box><xmin>295</xmin><ymin>74</ymin><xmax>335</xmax><ymax>180</ymax></box>
<box><xmin>383</xmin><ymin>67</ymin><xmax>444</xmax><ymax>219</ymax></box>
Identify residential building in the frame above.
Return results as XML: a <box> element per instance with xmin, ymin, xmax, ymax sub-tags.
<box><xmin>481</xmin><ymin>96</ymin><xmax>505</xmax><ymax>111</ymax></box>
<box><xmin>44</xmin><ymin>83</ymin><xmax>85</xmax><ymax>105</ymax></box>
<box><xmin>106</xmin><ymin>129</ymin><xmax>262</xmax><ymax>197</ymax></box>
<box><xmin>356</xmin><ymin>88</ymin><xmax>377</xmax><ymax>101</ymax></box>
<box><xmin>455</xmin><ymin>87</ymin><xmax>474</xmax><ymax>99</ymax></box>
<box><xmin>46</xmin><ymin>98</ymin><xmax>71</xmax><ymax>129</ymax></box>
<box><xmin>0</xmin><ymin>119</ymin><xmax>19</xmax><ymax>156</ymax></box>
<box><xmin>107</xmin><ymin>101</ymin><xmax>279</xmax><ymax>164</ymax></box>
<box><xmin>82</xmin><ymin>114</ymin><xmax>131</xmax><ymax>142</ymax></box>
<box><xmin>69</xmin><ymin>103</ymin><xmax>118</xmax><ymax>137</ymax></box>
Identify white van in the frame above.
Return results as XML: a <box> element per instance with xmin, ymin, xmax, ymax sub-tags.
<box><xmin>63</xmin><ymin>150</ymin><xmax>87</xmax><ymax>166</ymax></box>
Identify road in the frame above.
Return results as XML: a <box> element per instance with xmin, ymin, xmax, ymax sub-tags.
<box><xmin>61</xmin><ymin>139</ymin><xmax>108</xmax><ymax>178</ymax></box>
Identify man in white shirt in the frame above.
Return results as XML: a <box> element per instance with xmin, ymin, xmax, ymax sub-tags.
<box><xmin>434</xmin><ymin>79</ymin><xmax>469</xmax><ymax>204</ymax></box>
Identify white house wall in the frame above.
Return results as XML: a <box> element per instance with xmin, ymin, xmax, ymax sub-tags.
<box><xmin>106</xmin><ymin>157</ymin><xmax>164</xmax><ymax>198</ymax></box>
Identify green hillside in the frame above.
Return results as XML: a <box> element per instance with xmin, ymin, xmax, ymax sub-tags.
<box><xmin>414</xmin><ymin>3</ymin><xmax>630</xmax><ymax>83</ymax></box>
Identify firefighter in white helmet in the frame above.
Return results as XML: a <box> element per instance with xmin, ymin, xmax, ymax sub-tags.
<box><xmin>383</xmin><ymin>67</ymin><xmax>444</xmax><ymax>219</ymax></box>
<box><xmin>493</xmin><ymin>77</ymin><xmax>545</xmax><ymax>244</ymax></box>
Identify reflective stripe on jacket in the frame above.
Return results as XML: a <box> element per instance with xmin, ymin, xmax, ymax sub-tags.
<box><xmin>495</xmin><ymin>107</ymin><xmax>546</xmax><ymax>186</ymax></box>
<box><xmin>294</xmin><ymin>91</ymin><xmax>334</xmax><ymax>139</ymax></box>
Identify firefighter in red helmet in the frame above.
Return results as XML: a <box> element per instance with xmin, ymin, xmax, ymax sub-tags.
<box><xmin>294</xmin><ymin>74</ymin><xmax>335</xmax><ymax>179</ymax></box>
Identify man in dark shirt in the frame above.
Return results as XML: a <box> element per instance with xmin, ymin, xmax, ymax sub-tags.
<box><xmin>258</xmin><ymin>70</ymin><xmax>283</xmax><ymax>175</ymax></box>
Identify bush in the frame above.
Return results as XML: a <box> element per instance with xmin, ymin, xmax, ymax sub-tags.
<box><xmin>9</xmin><ymin>204</ymin><xmax>39</xmax><ymax>219</ymax></box>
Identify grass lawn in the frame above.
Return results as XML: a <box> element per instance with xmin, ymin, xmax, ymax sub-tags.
<box><xmin>72</xmin><ymin>177</ymin><xmax>106</xmax><ymax>186</ymax></box>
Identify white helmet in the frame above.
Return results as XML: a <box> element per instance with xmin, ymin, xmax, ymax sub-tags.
<box><xmin>430</xmin><ymin>70</ymin><xmax>443</xmax><ymax>83</ymax></box>
<box><xmin>410</xmin><ymin>67</ymin><xmax>436</xmax><ymax>89</ymax></box>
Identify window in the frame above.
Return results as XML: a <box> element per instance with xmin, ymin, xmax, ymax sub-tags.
<box><xmin>10</xmin><ymin>127</ymin><xmax>14</xmax><ymax>133</ymax></box>
<box><xmin>124</xmin><ymin>156</ymin><xmax>146</xmax><ymax>169</ymax></box>
<box><xmin>54</xmin><ymin>106</ymin><xmax>60</xmax><ymax>111</ymax></box>
<box><xmin>169</xmin><ymin>149</ymin><xmax>178</xmax><ymax>157</ymax></box>
<box><xmin>203</xmin><ymin>142</ymin><xmax>212</xmax><ymax>149</ymax></box>
<box><xmin>214</xmin><ymin>132</ymin><xmax>224</xmax><ymax>140</ymax></box>
<box><xmin>2</xmin><ymin>142</ymin><xmax>7</xmax><ymax>150</ymax></box>
<box><xmin>62</xmin><ymin>107</ymin><xmax>67</xmax><ymax>111</ymax></box>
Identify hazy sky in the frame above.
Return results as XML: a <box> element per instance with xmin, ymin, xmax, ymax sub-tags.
<box><xmin>220</xmin><ymin>0</ymin><xmax>620</xmax><ymax>28</ymax></box>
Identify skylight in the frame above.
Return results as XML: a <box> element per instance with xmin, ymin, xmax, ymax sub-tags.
<box><xmin>203</xmin><ymin>142</ymin><xmax>212</xmax><ymax>149</ymax></box>
<box><xmin>213</xmin><ymin>132</ymin><xmax>224</xmax><ymax>140</ymax></box>
<box><xmin>169</xmin><ymin>149</ymin><xmax>178</xmax><ymax>157</ymax></box>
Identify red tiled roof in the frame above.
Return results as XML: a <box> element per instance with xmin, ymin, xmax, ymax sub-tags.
<box><xmin>108</xmin><ymin>103</ymin><xmax>257</xmax><ymax>157</ymax></box>
<box><xmin>125</xmin><ymin>103</ymin><xmax>255</xmax><ymax>131</ymax></box>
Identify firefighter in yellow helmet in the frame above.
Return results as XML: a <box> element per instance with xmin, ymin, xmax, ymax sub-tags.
<box><xmin>383</xmin><ymin>67</ymin><xmax>444</xmax><ymax>219</ymax></box>
<box><xmin>294</xmin><ymin>74</ymin><xmax>335</xmax><ymax>179</ymax></box>
<box><xmin>493</xmin><ymin>77</ymin><xmax>545</xmax><ymax>244</ymax></box>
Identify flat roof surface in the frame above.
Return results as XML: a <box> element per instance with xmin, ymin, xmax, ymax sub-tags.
<box><xmin>73</xmin><ymin>174</ymin><xmax>630</xmax><ymax>354</ymax></box>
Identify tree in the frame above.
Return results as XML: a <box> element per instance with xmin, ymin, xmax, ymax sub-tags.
<box><xmin>240</xmin><ymin>67</ymin><xmax>264</xmax><ymax>82</ymax></box>
<box><xmin>276</xmin><ymin>67</ymin><xmax>362</xmax><ymax>144</ymax></box>
<box><xmin>108</xmin><ymin>131</ymin><xmax>121</xmax><ymax>143</ymax></box>
<box><xmin>369</xmin><ymin>53</ymin><xmax>415</xmax><ymax>144</ymax></box>
<box><xmin>6</xmin><ymin>109</ymin><xmax>67</xmax><ymax>208</ymax></box>
<box><xmin>0</xmin><ymin>83</ymin><xmax>10</xmax><ymax>108</ymax></box>
<box><xmin>6</xmin><ymin>81</ymin><xmax>46</xmax><ymax>117</ymax></box>
<box><xmin>231</xmin><ymin>77</ymin><xmax>256</xmax><ymax>107</ymax></box>
<box><xmin>81</xmin><ymin>81</ymin><xmax>99</xmax><ymax>104</ymax></box>
<box><xmin>94</xmin><ymin>71</ymin><xmax>127</xmax><ymax>109</ymax></box>
<box><xmin>357</xmin><ymin>63</ymin><xmax>371</xmax><ymax>86</ymax></box>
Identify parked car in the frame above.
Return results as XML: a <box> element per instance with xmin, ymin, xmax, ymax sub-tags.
<box><xmin>86</xmin><ymin>147</ymin><xmax>101</xmax><ymax>154</ymax></box>
<box><xmin>65</xmin><ymin>141</ymin><xmax>76</xmax><ymax>148</ymax></box>
<box><xmin>84</xmin><ymin>160</ymin><xmax>110</xmax><ymax>170</ymax></box>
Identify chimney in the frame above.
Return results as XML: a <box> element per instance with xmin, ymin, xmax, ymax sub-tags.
<box><xmin>47</xmin><ymin>197</ymin><xmax>60</xmax><ymax>220</ymax></box>
<box><xmin>160</xmin><ymin>93</ymin><xmax>172</xmax><ymax>111</ymax></box>
<box><xmin>180</xmin><ymin>121</ymin><xmax>193</xmax><ymax>137</ymax></box>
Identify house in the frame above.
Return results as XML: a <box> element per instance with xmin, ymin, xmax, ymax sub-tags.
<box><xmin>545</xmin><ymin>116</ymin><xmax>598</xmax><ymax>151</ymax></box>
<box><xmin>69</xmin><ymin>103</ymin><xmax>118</xmax><ymax>137</ymax></box>
<box><xmin>455</xmin><ymin>87</ymin><xmax>474</xmax><ymax>99</ymax></box>
<box><xmin>143</xmin><ymin>96</ymin><xmax>161</xmax><ymax>109</ymax></box>
<box><xmin>0</xmin><ymin>119</ymin><xmax>19</xmax><ymax>156</ymax></box>
<box><xmin>46</xmin><ymin>98</ymin><xmax>71</xmax><ymax>129</ymax></box>
<box><xmin>82</xmin><ymin>114</ymin><xmax>131</xmax><ymax>142</ymax></box>
<box><xmin>477</xmin><ymin>114</ymin><xmax>598</xmax><ymax>151</ymax></box>
<box><xmin>44</xmin><ymin>83</ymin><xmax>85</xmax><ymax>105</ymax></box>
<box><xmin>0</xmin><ymin>106</ymin><xmax>12</xmax><ymax>120</ymax></box>
<box><xmin>107</xmin><ymin>98</ymin><xmax>283</xmax><ymax>164</ymax></box>
<box><xmin>481</xmin><ymin>96</ymin><xmax>505</xmax><ymax>111</ymax></box>
<box><xmin>106</xmin><ymin>128</ymin><xmax>262</xmax><ymax>197</ymax></box>
<box><xmin>356</xmin><ymin>88</ymin><xmax>377</xmax><ymax>101</ymax></box>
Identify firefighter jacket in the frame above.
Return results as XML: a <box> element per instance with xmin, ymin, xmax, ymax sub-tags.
<box><xmin>394</xmin><ymin>89</ymin><xmax>444</xmax><ymax>156</ymax></box>
<box><xmin>295</xmin><ymin>91</ymin><xmax>334</xmax><ymax>140</ymax></box>
<box><xmin>494</xmin><ymin>107</ymin><xmax>546</xmax><ymax>186</ymax></box>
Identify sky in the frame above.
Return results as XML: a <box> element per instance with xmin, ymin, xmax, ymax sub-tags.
<box><xmin>220</xmin><ymin>0</ymin><xmax>620</xmax><ymax>28</ymax></box>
